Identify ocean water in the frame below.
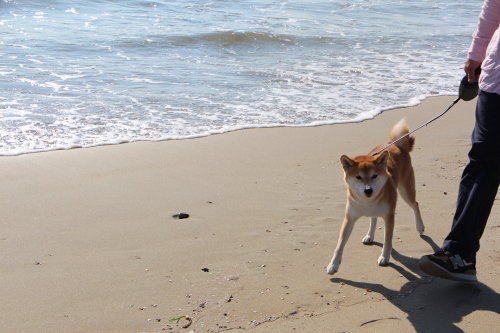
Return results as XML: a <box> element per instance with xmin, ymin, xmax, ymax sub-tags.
<box><xmin>1</xmin><ymin>0</ymin><xmax>481</xmax><ymax>156</ymax></box>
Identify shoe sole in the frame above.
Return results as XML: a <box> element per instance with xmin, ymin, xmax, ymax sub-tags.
<box><xmin>419</xmin><ymin>256</ymin><xmax>478</xmax><ymax>282</ymax></box>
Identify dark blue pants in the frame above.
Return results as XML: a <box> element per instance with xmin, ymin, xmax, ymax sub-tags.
<box><xmin>441</xmin><ymin>90</ymin><xmax>500</xmax><ymax>264</ymax></box>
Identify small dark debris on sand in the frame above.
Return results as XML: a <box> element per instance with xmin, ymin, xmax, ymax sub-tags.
<box><xmin>172</xmin><ymin>213</ymin><xmax>190</xmax><ymax>219</ymax></box>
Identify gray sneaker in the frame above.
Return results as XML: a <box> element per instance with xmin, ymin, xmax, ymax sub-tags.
<box><xmin>419</xmin><ymin>251</ymin><xmax>477</xmax><ymax>282</ymax></box>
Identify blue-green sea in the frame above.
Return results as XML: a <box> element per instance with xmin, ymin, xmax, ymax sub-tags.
<box><xmin>0</xmin><ymin>0</ymin><xmax>482</xmax><ymax>155</ymax></box>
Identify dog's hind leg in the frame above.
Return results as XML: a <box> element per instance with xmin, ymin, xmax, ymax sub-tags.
<box><xmin>411</xmin><ymin>201</ymin><xmax>424</xmax><ymax>234</ymax></box>
<box><xmin>362</xmin><ymin>217</ymin><xmax>377</xmax><ymax>244</ymax></box>
<box><xmin>398</xmin><ymin>171</ymin><xmax>425</xmax><ymax>234</ymax></box>
<box><xmin>327</xmin><ymin>215</ymin><xmax>358</xmax><ymax>274</ymax></box>
<box><xmin>378</xmin><ymin>214</ymin><xmax>395</xmax><ymax>266</ymax></box>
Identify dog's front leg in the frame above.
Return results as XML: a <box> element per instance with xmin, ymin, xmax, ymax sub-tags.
<box><xmin>378</xmin><ymin>213</ymin><xmax>395</xmax><ymax>266</ymax></box>
<box><xmin>327</xmin><ymin>215</ymin><xmax>359</xmax><ymax>274</ymax></box>
<box><xmin>362</xmin><ymin>217</ymin><xmax>377</xmax><ymax>244</ymax></box>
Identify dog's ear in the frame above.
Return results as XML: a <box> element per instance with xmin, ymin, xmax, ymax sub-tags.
<box><xmin>376</xmin><ymin>150</ymin><xmax>390</xmax><ymax>167</ymax></box>
<box><xmin>340</xmin><ymin>155</ymin><xmax>355</xmax><ymax>171</ymax></box>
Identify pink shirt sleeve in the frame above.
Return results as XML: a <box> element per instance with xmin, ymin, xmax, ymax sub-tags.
<box><xmin>467</xmin><ymin>0</ymin><xmax>500</xmax><ymax>62</ymax></box>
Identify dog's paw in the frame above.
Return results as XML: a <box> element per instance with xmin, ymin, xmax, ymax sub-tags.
<box><xmin>416</xmin><ymin>223</ymin><xmax>425</xmax><ymax>235</ymax></box>
<box><xmin>362</xmin><ymin>236</ymin><xmax>373</xmax><ymax>244</ymax></box>
<box><xmin>326</xmin><ymin>262</ymin><xmax>339</xmax><ymax>275</ymax></box>
<box><xmin>377</xmin><ymin>256</ymin><xmax>390</xmax><ymax>266</ymax></box>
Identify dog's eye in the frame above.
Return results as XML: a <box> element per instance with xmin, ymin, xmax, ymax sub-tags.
<box><xmin>372</xmin><ymin>174</ymin><xmax>378</xmax><ymax>179</ymax></box>
<box><xmin>356</xmin><ymin>175</ymin><xmax>362</xmax><ymax>180</ymax></box>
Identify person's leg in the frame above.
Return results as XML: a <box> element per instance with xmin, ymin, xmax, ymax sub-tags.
<box><xmin>442</xmin><ymin>90</ymin><xmax>500</xmax><ymax>263</ymax></box>
<box><xmin>419</xmin><ymin>90</ymin><xmax>500</xmax><ymax>281</ymax></box>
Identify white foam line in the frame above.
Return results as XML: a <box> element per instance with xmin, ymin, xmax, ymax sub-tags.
<box><xmin>0</xmin><ymin>93</ymin><xmax>457</xmax><ymax>156</ymax></box>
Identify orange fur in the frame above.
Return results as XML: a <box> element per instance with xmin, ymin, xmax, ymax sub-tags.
<box><xmin>327</xmin><ymin>118</ymin><xmax>424</xmax><ymax>275</ymax></box>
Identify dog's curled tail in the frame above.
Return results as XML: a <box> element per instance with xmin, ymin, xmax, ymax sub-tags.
<box><xmin>390</xmin><ymin>118</ymin><xmax>414</xmax><ymax>153</ymax></box>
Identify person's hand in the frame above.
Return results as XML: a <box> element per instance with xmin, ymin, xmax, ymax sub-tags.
<box><xmin>464</xmin><ymin>58</ymin><xmax>482</xmax><ymax>82</ymax></box>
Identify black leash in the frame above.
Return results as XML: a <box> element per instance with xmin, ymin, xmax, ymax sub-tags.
<box><xmin>371</xmin><ymin>97</ymin><xmax>460</xmax><ymax>156</ymax></box>
<box><xmin>371</xmin><ymin>71</ymin><xmax>480</xmax><ymax>156</ymax></box>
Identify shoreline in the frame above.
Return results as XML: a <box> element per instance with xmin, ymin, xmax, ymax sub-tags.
<box><xmin>1</xmin><ymin>93</ymin><xmax>456</xmax><ymax>157</ymax></box>
<box><xmin>1</xmin><ymin>95</ymin><xmax>499</xmax><ymax>332</ymax></box>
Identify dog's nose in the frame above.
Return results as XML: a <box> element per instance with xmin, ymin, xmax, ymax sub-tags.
<box><xmin>364</xmin><ymin>186</ymin><xmax>373</xmax><ymax>196</ymax></box>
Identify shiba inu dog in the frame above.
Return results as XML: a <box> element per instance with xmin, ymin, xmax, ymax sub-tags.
<box><xmin>327</xmin><ymin>118</ymin><xmax>424</xmax><ymax>275</ymax></box>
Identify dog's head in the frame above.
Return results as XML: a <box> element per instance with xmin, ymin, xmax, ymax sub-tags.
<box><xmin>340</xmin><ymin>150</ymin><xmax>389</xmax><ymax>199</ymax></box>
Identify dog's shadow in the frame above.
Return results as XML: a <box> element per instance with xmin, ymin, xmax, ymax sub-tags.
<box><xmin>330</xmin><ymin>235</ymin><xmax>500</xmax><ymax>332</ymax></box>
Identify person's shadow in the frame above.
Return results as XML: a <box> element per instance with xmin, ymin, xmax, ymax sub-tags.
<box><xmin>330</xmin><ymin>235</ymin><xmax>500</xmax><ymax>332</ymax></box>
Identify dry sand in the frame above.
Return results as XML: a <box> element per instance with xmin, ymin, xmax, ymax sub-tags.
<box><xmin>1</xmin><ymin>96</ymin><xmax>499</xmax><ymax>332</ymax></box>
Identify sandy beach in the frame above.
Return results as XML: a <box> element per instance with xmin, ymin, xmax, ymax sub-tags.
<box><xmin>1</xmin><ymin>95</ymin><xmax>499</xmax><ymax>332</ymax></box>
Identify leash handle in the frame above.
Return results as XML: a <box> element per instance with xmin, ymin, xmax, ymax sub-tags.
<box><xmin>371</xmin><ymin>97</ymin><xmax>461</xmax><ymax>156</ymax></box>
